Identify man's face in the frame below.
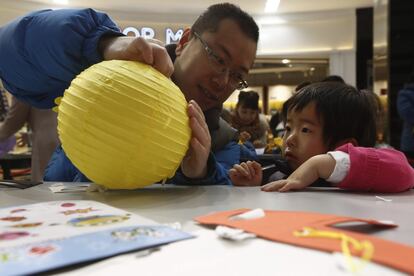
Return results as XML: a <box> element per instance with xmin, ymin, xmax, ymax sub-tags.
<box><xmin>172</xmin><ymin>19</ymin><xmax>257</xmax><ymax>111</ymax></box>
<box><xmin>282</xmin><ymin>102</ymin><xmax>329</xmax><ymax>170</ymax></box>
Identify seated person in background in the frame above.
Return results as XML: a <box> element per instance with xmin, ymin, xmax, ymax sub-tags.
<box><xmin>269</xmin><ymin>112</ymin><xmax>281</xmax><ymax>137</ymax></box>
<box><xmin>397</xmin><ymin>71</ymin><xmax>414</xmax><ymax>164</ymax></box>
<box><xmin>363</xmin><ymin>89</ymin><xmax>390</xmax><ymax>148</ymax></box>
<box><xmin>0</xmin><ymin>91</ymin><xmax>59</xmax><ymax>182</ymax></box>
<box><xmin>230</xmin><ymin>91</ymin><xmax>269</xmax><ymax>148</ymax></box>
<box><xmin>0</xmin><ymin>86</ymin><xmax>16</xmax><ymax>157</ymax></box>
<box><xmin>229</xmin><ymin>82</ymin><xmax>414</xmax><ymax>193</ymax></box>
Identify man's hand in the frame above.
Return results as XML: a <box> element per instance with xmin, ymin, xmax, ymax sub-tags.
<box><xmin>229</xmin><ymin>161</ymin><xmax>262</xmax><ymax>186</ymax></box>
<box><xmin>99</xmin><ymin>36</ymin><xmax>174</xmax><ymax>77</ymax></box>
<box><xmin>180</xmin><ymin>100</ymin><xmax>211</xmax><ymax>179</ymax></box>
<box><xmin>261</xmin><ymin>154</ymin><xmax>336</xmax><ymax>192</ymax></box>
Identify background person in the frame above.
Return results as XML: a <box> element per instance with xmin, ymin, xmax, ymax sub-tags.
<box><xmin>230</xmin><ymin>91</ymin><xmax>269</xmax><ymax>148</ymax></box>
<box><xmin>397</xmin><ymin>71</ymin><xmax>414</xmax><ymax>165</ymax></box>
<box><xmin>230</xmin><ymin>82</ymin><xmax>414</xmax><ymax>193</ymax></box>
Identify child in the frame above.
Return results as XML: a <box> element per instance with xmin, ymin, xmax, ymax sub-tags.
<box><xmin>231</xmin><ymin>91</ymin><xmax>269</xmax><ymax>148</ymax></box>
<box><xmin>229</xmin><ymin>82</ymin><xmax>414</xmax><ymax>193</ymax></box>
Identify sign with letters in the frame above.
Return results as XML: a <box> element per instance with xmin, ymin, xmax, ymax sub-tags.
<box><xmin>123</xmin><ymin>27</ymin><xmax>184</xmax><ymax>44</ymax></box>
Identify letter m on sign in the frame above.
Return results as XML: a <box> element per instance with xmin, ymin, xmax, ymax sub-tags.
<box><xmin>166</xmin><ymin>28</ymin><xmax>184</xmax><ymax>44</ymax></box>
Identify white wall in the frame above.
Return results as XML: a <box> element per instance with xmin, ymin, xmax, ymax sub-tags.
<box><xmin>257</xmin><ymin>10</ymin><xmax>357</xmax><ymax>86</ymax></box>
<box><xmin>257</xmin><ymin>11</ymin><xmax>355</xmax><ymax>56</ymax></box>
<box><xmin>268</xmin><ymin>85</ymin><xmax>295</xmax><ymax>101</ymax></box>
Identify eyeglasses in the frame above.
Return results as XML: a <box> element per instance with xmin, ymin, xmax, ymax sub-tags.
<box><xmin>193</xmin><ymin>32</ymin><xmax>248</xmax><ymax>90</ymax></box>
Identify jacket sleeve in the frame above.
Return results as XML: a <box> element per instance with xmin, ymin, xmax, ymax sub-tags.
<box><xmin>171</xmin><ymin>153</ymin><xmax>232</xmax><ymax>186</ymax></box>
<box><xmin>171</xmin><ymin>141</ymin><xmax>248</xmax><ymax>186</ymax></box>
<box><xmin>397</xmin><ymin>89</ymin><xmax>414</xmax><ymax>125</ymax></box>
<box><xmin>336</xmin><ymin>143</ymin><xmax>414</xmax><ymax>193</ymax></box>
<box><xmin>0</xmin><ymin>9</ymin><xmax>121</xmax><ymax>109</ymax></box>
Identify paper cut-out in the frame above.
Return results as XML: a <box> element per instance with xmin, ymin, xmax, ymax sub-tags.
<box><xmin>195</xmin><ymin>209</ymin><xmax>414</xmax><ymax>274</ymax></box>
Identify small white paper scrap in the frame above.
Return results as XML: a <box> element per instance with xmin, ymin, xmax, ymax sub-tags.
<box><xmin>375</xmin><ymin>196</ymin><xmax>392</xmax><ymax>202</ymax></box>
<box><xmin>49</xmin><ymin>182</ymin><xmax>91</xmax><ymax>193</ymax></box>
<box><xmin>229</xmin><ymin>208</ymin><xmax>265</xmax><ymax>221</ymax></box>
<box><xmin>215</xmin><ymin>225</ymin><xmax>256</xmax><ymax>241</ymax></box>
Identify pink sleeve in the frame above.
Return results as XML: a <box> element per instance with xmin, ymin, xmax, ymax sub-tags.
<box><xmin>335</xmin><ymin>143</ymin><xmax>414</xmax><ymax>193</ymax></box>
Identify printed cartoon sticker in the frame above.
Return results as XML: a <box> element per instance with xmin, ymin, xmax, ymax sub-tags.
<box><xmin>68</xmin><ymin>215</ymin><xmax>129</xmax><ymax>227</ymax></box>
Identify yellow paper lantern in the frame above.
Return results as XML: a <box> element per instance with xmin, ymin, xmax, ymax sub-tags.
<box><xmin>57</xmin><ymin>60</ymin><xmax>191</xmax><ymax>189</ymax></box>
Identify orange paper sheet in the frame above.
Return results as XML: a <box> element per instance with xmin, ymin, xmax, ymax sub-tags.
<box><xmin>195</xmin><ymin>209</ymin><xmax>414</xmax><ymax>274</ymax></box>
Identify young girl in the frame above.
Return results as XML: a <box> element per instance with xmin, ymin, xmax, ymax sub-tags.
<box><xmin>231</xmin><ymin>91</ymin><xmax>269</xmax><ymax>148</ymax></box>
<box><xmin>229</xmin><ymin>82</ymin><xmax>414</xmax><ymax>193</ymax></box>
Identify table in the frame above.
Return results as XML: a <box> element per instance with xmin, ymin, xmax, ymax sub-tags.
<box><xmin>0</xmin><ymin>183</ymin><xmax>413</xmax><ymax>275</ymax></box>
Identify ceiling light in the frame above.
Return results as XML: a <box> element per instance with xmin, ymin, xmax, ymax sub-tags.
<box><xmin>310</xmin><ymin>67</ymin><xmax>315</xmax><ymax>71</ymax></box>
<box><xmin>53</xmin><ymin>0</ymin><xmax>68</xmax><ymax>4</ymax></box>
<box><xmin>282</xmin><ymin>59</ymin><xmax>290</xmax><ymax>64</ymax></box>
<box><xmin>265</xmin><ymin>0</ymin><xmax>280</xmax><ymax>13</ymax></box>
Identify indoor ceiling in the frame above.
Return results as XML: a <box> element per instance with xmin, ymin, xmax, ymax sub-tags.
<box><xmin>1</xmin><ymin>0</ymin><xmax>373</xmax><ymax>86</ymax></box>
<box><xmin>10</xmin><ymin>0</ymin><xmax>373</xmax><ymax>16</ymax></box>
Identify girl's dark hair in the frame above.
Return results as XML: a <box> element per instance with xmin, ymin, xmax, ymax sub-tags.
<box><xmin>237</xmin><ymin>91</ymin><xmax>259</xmax><ymax>110</ymax></box>
<box><xmin>282</xmin><ymin>82</ymin><xmax>376</xmax><ymax>149</ymax></box>
<box><xmin>321</xmin><ymin>75</ymin><xmax>345</xmax><ymax>83</ymax></box>
<box><xmin>191</xmin><ymin>3</ymin><xmax>259</xmax><ymax>43</ymax></box>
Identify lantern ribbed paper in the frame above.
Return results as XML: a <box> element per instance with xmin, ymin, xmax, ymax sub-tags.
<box><xmin>57</xmin><ymin>60</ymin><xmax>191</xmax><ymax>189</ymax></box>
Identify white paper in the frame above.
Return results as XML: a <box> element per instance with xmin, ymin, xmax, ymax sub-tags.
<box><xmin>60</xmin><ymin>228</ymin><xmax>405</xmax><ymax>276</ymax></box>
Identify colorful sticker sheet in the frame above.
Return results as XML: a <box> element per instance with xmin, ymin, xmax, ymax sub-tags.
<box><xmin>0</xmin><ymin>200</ymin><xmax>192</xmax><ymax>275</ymax></box>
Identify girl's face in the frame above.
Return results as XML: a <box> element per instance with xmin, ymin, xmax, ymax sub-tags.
<box><xmin>237</xmin><ymin>106</ymin><xmax>258</xmax><ymax>124</ymax></box>
<box><xmin>282</xmin><ymin>102</ymin><xmax>329</xmax><ymax>170</ymax></box>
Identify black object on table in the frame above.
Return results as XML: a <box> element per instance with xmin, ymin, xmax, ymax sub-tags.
<box><xmin>0</xmin><ymin>153</ymin><xmax>31</xmax><ymax>180</ymax></box>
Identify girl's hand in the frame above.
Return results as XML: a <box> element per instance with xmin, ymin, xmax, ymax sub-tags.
<box><xmin>261</xmin><ymin>154</ymin><xmax>336</xmax><ymax>192</ymax></box>
<box><xmin>229</xmin><ymin>161</ymin><xmax>262</xmax><ymax>186</ymax></box>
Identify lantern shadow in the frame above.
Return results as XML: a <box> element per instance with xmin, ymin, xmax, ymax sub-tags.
<box><xmin>90</xmin><ymin>184</ymin><xmax>231</xmax><ymax>212</ymax></box>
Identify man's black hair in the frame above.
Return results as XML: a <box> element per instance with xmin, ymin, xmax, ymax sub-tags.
<box><xmin>282</xmin><ymin>82</ymin><xmax>376</xmax><ymax>149</ymax></box>
<box><xmin>191</xmin><ymin>3</ymin><xmax>259</xmax><ymax>43</ymax></box>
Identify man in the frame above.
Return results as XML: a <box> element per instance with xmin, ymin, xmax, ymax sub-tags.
<box><xmin>0</xmin><ymin>3</ymin><xmax>259</xmax><ymax>185</ymax></box>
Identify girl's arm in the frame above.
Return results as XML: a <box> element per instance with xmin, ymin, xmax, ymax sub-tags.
<box><xmin>262</xmin><ymin>143</ymin><xmax>414</xmax><ymax>193</ymax></box>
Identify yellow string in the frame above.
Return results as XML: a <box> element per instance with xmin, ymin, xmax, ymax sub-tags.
<box><xmin>294</xmin><ymin>227</ymin><xmax>374</xmax><ymax>273</ymax></box>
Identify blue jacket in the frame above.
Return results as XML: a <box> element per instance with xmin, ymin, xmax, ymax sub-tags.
<box><xmin>397</xmin><ymin>84</ymin><xmax>414</xmax><ymax>152</ymax></box>
<box><xmin>0</xmin><ymin>9</ymin><xmax>255</xmax><ymax>185</ymax></box>
<box><xmin>0</xmin><ymin>9</ymin><xmax>120</xmax><ymax>109</ymax></box>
